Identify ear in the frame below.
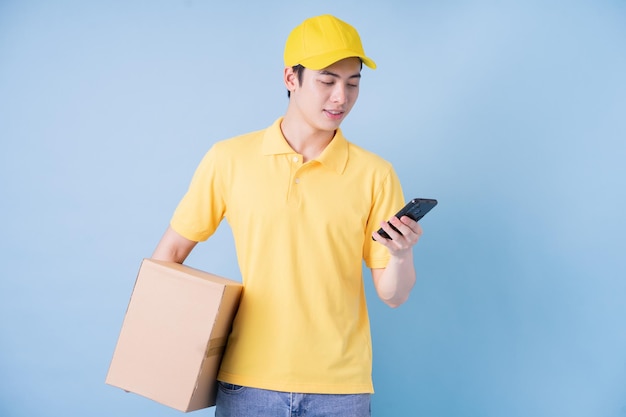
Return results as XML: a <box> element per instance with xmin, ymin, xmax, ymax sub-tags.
<box><xmin>284</xmin><ymin>66</ymin><xmax>298</xmax><ymax>94</ymax></box>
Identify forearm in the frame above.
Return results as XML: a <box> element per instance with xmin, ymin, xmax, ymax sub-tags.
<box><xmin>151</xmin><ymin>226</ymin><xmax>197</xmax><ymax>264</ymax></box>
<box><xmin>371</xmin><ymin>214</ymin><xmax>422</xmax><ymax>308</ymax></box>
<box><xmin>372</xmin><ymin>253</ymin><xmax>416</xmax><ymax>308</ymax></box>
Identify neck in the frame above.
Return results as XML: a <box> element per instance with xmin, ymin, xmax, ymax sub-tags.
<box><xmin>280</xmin><ymin>116</ymin><xmax>335</xmax><ymax>162</ymax></box>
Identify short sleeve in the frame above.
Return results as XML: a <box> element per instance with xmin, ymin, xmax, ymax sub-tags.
<box><xmin>362</xmin><ymin>166</ymin><xmax>405</xmax><ymax>269</ymax></box>
<box><xmin>170</xmin><ymin>146</ymin><xmax>226</xmax><ymax>242</ymax></box>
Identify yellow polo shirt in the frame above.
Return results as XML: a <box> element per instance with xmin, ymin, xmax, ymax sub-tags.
<box><xmin>170</xmin><ymin>118</ymin><xmax>404</xmax><ymax>394</ymax></box>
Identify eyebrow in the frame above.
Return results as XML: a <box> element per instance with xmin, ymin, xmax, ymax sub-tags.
<box><xmin>318</xmin><ymin>70</ymin><xmax>361</xmax><ymax>79</ymax></box>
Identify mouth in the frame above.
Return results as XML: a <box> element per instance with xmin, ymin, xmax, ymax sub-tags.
<box><xmin>324</xmin><ymin>109</ymin><xmax>344</xmax><ymax>120</ymax></box>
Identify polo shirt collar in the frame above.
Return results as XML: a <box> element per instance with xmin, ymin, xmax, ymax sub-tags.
<box><xmin>262</xmin><ymin>118</ymin><xmax>348</xmax><ymax>175</ymax></box>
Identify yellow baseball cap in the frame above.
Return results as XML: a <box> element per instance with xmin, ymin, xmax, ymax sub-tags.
<box><xmin>284</xmin><ymin>14</ymin><xmax>376</xmax><ymax>70</ymax></box>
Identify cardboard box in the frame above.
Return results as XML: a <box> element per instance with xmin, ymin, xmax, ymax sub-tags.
<box><xmin>106</xmin><ymin>259</ymin><xmax>242</xmax><ymax>412</ymax></box>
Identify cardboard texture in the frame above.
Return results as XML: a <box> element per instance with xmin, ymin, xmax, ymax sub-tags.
<box><xmin>106</xmin><ymin>259</ymin><xmax>242</xmax><ymax>412</ymax></box>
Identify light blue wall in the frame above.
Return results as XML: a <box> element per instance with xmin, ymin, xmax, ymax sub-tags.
<box><xmin>1</xmin><ymin>1</ymin><xmax>624</xmax><ymax>416</ymax></box>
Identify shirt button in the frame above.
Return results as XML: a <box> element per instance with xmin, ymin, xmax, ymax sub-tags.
<box><xmin>295</xmin><ymin>178</ymin><xmax>300</xmax><ymax>184</ymax></box>
<box><xmin>292</xmin><ymin>156</ymin><xmax>299</xmax><ymax>163</ymax></box>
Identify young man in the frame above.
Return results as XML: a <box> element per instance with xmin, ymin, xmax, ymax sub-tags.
<box><xmin>152</xmin><ymin>14</ymin><xmax>422</xmax><ymax>417</ymax></box>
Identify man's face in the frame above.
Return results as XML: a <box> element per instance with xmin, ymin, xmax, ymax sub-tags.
<box><xmin>289</xmin><ymin>57</ymin><xmax>362</xmax><ymax>133</ymax></box>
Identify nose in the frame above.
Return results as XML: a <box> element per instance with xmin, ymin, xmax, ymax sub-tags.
<box><xmin>330</xmin><ymin>84</ymin><xmax>347</xmax><ymax>104</ymax></box>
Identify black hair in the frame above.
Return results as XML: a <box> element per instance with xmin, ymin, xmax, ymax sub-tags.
<box><xmin>287</xmin><ymin>64</ymin><xmax>305</xmax><ymax>98</ymax></box>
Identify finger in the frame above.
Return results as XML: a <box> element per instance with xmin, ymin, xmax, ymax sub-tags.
<box><xmin>398</xmin><ymin>216</ymin><xmax>422</xmax><ymax>234</ymax></box>
<box><xmin>388</xmin><ymin>217</ymin><xmax>414</xmax><ymax>240</ymax></box>
<box><xmin>378</xmin><ymin>219</ymin><xmax>404</xmax><ymax>242</ymax></box>
<box><xmin>400</xmin><ymin>216</ymin><xmax>423</xmax><ymax>239</ymax></box>
<box><xmin>414</xmin><ymin>221</ymin><xmax>423</xmax><ymax>236</ymax></box>
<box><xmin>390</xmin><ymin>217</ymin><xmax>423</xmax><ymax>245</ymax></box>
<box><xmin>372</xmin><ymin>228</ymin><xmax>399</xmax><ymax>248</ymax></box>
<box><xmin>371</xmin><ymin>230</ymin><xmax>389</xmax><ymax>244</ymax></box>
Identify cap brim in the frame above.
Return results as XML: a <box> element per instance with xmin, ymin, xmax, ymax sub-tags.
<box><xmin>299</xmin><ymin>50</ymin><xmax>377</xmax><ymax>70</ymax></box>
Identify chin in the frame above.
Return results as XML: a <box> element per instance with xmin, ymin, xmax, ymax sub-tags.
<box><xmin>319</xmin><ymin>118</ymin><xmax>344</xmax><ymax>131</ymax></box>
<box><xmin>320</xmin><ymin>124</ymin><xmax>342</xmax><ymax>133</ymax></box>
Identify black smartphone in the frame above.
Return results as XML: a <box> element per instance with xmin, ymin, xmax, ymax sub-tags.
<box><xmin>374</xmin><ymin>198</ymin><xmax>438</xmax><ymax>240</ymax></box>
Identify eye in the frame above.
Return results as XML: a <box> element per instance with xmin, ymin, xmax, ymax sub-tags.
<box><xmin>320</xmin><ymin>80</ymin><xmax>334</xmax><ymax>86</ymax></box>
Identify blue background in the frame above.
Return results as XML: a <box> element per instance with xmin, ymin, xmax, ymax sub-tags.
<box><xmin>1</xmin><ymin>1</ymin><xmax>625</xmax><ymax>416</ymax></box>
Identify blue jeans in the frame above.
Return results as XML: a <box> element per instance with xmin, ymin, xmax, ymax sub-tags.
<box><xmin>216</xmin><ymin>382</ymin><xmax>371</xmax><ymax>417</ymax></box>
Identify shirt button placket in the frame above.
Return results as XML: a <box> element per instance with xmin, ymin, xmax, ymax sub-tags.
<box><xmin>288</xmin><ymin>154</ymin><xmax>301</xmax><ymax>204</ymax></box>
<box><xmin>293</xmin><ymin>155</ymin><xmax>301</xmax><ymax>185</ymax></box>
